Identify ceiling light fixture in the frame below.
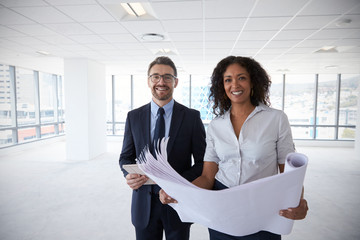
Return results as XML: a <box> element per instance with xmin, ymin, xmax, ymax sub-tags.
<box><xmin>325</xmin><ymin>65</ymin><xmax>339</xmax><ymax>70</ymax></box>
<box><xmin>141</xmin><ymin>33</ymin><xmax>164</xmax><ymax>41</ymax></box>
<box><xmin>314</xmin><ymin>46</ymin><xmax>338</xmax><ymax>53</ymax></box>
<box><xmin>335</xmin><ymin>18</ymin><xmax>352</xmax><ymax>27</ymax></box>
<box><xmin>36</xmin><ymin>50</ymin><xmax>50</xmax><ymax>56</ymax></box>
<box><xmin>121</xmin><ymin>3</ymin><xmax>146</xmax><ymax>17</ymax></box>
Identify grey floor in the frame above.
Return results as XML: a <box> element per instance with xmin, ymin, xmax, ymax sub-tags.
<box><xmin>0</xmin><ymin>138</ymin><xmax>359</xmax><ymax>240</ymax></box>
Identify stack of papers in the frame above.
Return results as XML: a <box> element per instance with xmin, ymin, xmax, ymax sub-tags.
<box><xmin>138</xmin><ymin>138</ymin><xmax>308</xmax><ymax>236</ymax></box>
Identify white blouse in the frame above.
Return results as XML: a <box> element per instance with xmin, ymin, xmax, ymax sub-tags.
<box><xmin>204</xmin><ymin>103</ymin><xmax>295</xmax><ymax>188</ymax></box>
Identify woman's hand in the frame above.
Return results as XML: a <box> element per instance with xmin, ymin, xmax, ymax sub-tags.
<box><xmin>125</xmin><ymin>173</ymin><xmax>149</xmax><ymax>190</ymax></box>
<box><xmin>159</xmin><ymin>189</ymin><xmax>178</xmax><ymax>204</ymax></box>
<box><xmin>279</xmin><ymin>198</ymin><xmax>308</xmax><ymax>220</ymax></box>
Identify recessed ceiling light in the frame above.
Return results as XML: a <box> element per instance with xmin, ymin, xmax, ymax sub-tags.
<box><xmin>335</xmin><ymin>18</ymin><xmax>352</xmax><ymax>27</ymax></box>
<box><xmin>325</xmin><ymin>65</ymin><xmax>339</xmax><ymax>70</ymax></box>
<box><xmin>36</xmin><ymin>50</ymin><xmax>50</xmax><ymax>56</ymax></box>
<box><xmin>141</xmin><ymin>33</ymin><xmax>164</xmax><ymax>41</ymax></box>
<box><xmin>121</xmin><ymin>3</ymin><xmax>146</xmax><ymax>17</ymax></box>
<box><xmin>314</xmin><ymin>46</ymin><xmax>338</xmax><ymax>53</ymax></box>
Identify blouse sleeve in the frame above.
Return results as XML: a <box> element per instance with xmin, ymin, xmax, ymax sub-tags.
<box><xmin>277</xmin><ymin>111</ymin><xmax>295</xmax><ymax>164</ymax></box>
<box><xmin>203</xmin><ymin>123</ymin><xmax>221</xmax><ymax>164</ymax></box>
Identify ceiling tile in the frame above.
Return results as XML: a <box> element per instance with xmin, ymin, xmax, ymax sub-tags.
<box><xmin>101</xmin><ymin>34</ymin><xmax>137</xmax><ymax>43</ymax></box>
<box><xmin>205</xmin><ymin>0</ymin><xmax>255</xmax><ymax>18</ymax></box>
<box><xmin>273</xmin><ymin>29</ymin><xmax>317</xmax><ymax>40</ymax></box>
<box><xmin>151</xmin><ymin>1</ymin><xmax>202</xmax><ymax>20</ymax></box>
<box><xmin>85</xmin><ymin>43</ymin><xmax>117</xmax><ymax>50</ymax></box>
<box><xmin>252</xmin><ymin>0</ymin><xmax>309</xmax><ymax>17</ymax></box>
<box><xmin>0</xmin><ymin>8</ymin><xmax>35</xmax><ymax>24</ymax></box>
<box><xmin>8</xmin><ymin>24</ymin><xmax>58</xmax><ymax>36</ymax></box>
<box><xmin>45</xmin><ymin>23</ymin><xmax>93</xmax><ymax>35</ymax></box>
<box><xmin>162</xmin><ymin>19</ymin><xmax>202</xmax><ymax>32</ymax></box>
<box><xmin>205</xmin><ymin>18</ymin><xmax>246</xmax><ymax>32</ymax></box>
<box><xmin>56</xmin><ymin>5</ymin><xmax>115</xmax><ymax>22</ymax></box>
<box><xmin>0</xmin><ymin>0</ymin><xmax>47</xmax><ymax>7</ymax></box>
<box><xmin>168</xmin><ymin>32</ymin><xmax>202</xmax><ymax>42</ymax></box>
<box><xmin>12</xmin><ymin>6</ymin><xmax>74</xmax><ymax>23</ymax></box>
<box><xmin>299</xmin><ymin>0</ymin><xmax>360</xmax><ymax>16</ymax></box>
<box><xmin>121</xmin><ymin>20</ymin><xmax>165</xmax><ymax>34</ymax></box>
<box><xmin>0</xmin><ymin>25</ymin><xmax>26</xmax><ymax>37</ymax></box>
<box><xmin>36</xmin><ymin>34</ymin><xmax>77</xmax><ymax>45</ymax></box>
<box><xmin>82</xmin><ymin>22</ymin><xmax>128</xmax><ymax>34</ymax></box>
<box><xmin>285</xmin><ymin>15</ymin><xmax>339</xmax><ymax>30</ymax></box>
<box><xmin>310</xmin><ymin>28</ymin><xmax>360</xmax><ymax>40</ymax></box>
<box><xmin>238</xmin><ymin>31</ymin><xmax>277</xmax><ymax>41</ymax></box>
<box><xmin>68</xmin><ymin>34</ymin><xmax>107</xmax><ymax>44</ymax></box>
<box><xmin>245</xmin><ymin>17</ymin><xmax>291</xmax><ymax>31</ymax></box>
<box><xmin>5</xmin><ymin>36</ymin><xmax>48</xmax><ymax>45</ymax></box>
<box><xmin>46</xmin><ymin>0</ymin><xmax>97</xmax><ymax>5</ymax></box>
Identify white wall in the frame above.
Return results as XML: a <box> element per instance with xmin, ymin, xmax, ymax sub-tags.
<box><xmin>64</xmin><ymin>58</ymin><xmax>106</xmax><ymax>160</ymax></box>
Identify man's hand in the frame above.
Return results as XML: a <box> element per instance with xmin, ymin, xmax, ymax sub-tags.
<box><xmin>279</xmin><ymin>198</ymin><xmax>308</xmax><ymax>220</ymax></box>
<box><xmin>125</xmin><ymin>173</ymin><xmax>149</xmax><ymax>190</ymax></box>
<box><xmin>159</xmin><ymin>189</ymin><xmax>178</xmax><ymax>204</ymax></box>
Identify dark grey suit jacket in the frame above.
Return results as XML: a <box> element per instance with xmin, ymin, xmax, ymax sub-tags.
<box><xmin>119</xmin><ymin>101</ymin><xmax>206</xmax><ymax>229</ymax></box>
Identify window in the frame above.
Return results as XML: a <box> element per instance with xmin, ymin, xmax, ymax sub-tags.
<box><xmin>107</xmin><ymin>72</ymin><xmax>358</xmax><ymax>141</ymax></box>
<box><xmin>39</xmin><ymin>72</ymin><xmax>56</xmax><ymax>124</ymax></box>
<box><xmin>16</xmin><ymin>67</ymin><xmax>36</xmax><ymax>126</ymax></box>
<box><xmin>0</xmin><ymin>64</ymin><xmax>12</xmax><ymax>128</ymax></box>
<box><xmin>0</xmin><ymin>63</ymin><xmax>64</xmax><ymax>149</ymax></box>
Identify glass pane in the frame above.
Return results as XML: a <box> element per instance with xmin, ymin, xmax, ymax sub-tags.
<box><xmin>339</xmin><ymin>74</ymin><xmax>359</xmax><ymax>125</ymax></box>
<box><xmin>173</xmin><ymin>73</ymin><xmax>190</xmax><ymax>107</ymax></box>
<box><xmin>114</xmin><ymin>75</ymin><xmax>131</xmax><ymax>122</ymax></box>
<box><xmin>133</xmin><ymin>74</ymin><xmax>151</xmax><ymax>109</ymax></box>
<box><xmin>191</xmin><ymin>75</ymin><xmax>213</xmax><ymax>124</ymax></box>
<box><xmin>18</xmin><ymin>127</ymin><xmax>37</xmax><ymax>143</ymax></box>
<box><xmin>284</xmin><ymin>75</ymin><xmax>315</xmax><ymax>125</ymax></box>
<box><xmin>59</xmin><ymin>123</ymin><xmax>65</xmax><ymax>134</ymax></box>
<box><xmin>291</xmin><ymin>126</ymin><xmax>313</xmax><ymax>139</ymax></box>
<box><xmin>106</xmin><ymin>75</ymin><xmax>113</xmax><ymax>123</ymax></box>
<box><xmin>316</xmin><ymin>127</ymin><xmax>335</xmax><ymax>139</ymax></box>
<box><xmin>41</xmin><ymin>125</ymin><xmax>55</xmax><ymax>137</ymax></box>
<box><xmin>0</xmin><ymin>64</ymin><xmax>12</xmax><ymax>127</ymax></box>
<box><xmin>269</xmin><ymin>74</ymin><xmax>283</xmax><ymax>110</ymax></box>
<box><xmin>338</xmin><ymin>127</ymin><xmax>356</xmax><ymax>140</ymax></box>
<box><xmin>16</xmin><ymin>67</ymin><xmax>36</xmax><ymax>126</ymax></box>
<box><xmin>317</xmin><ymin>75</ymin><xmax>337</xmax><ymax>125</ymax></box>
<box><xmin>0</xmin><ymin>129</ymin><xmax>13</xmax><ymax>146</ymax></box>
<box><xmin>57</xmin><ymin>75</ymin><xmax>65</xmax><ymax>122</ymax></box>
<box><xmin>114</xmin><ymin>123</ymin><xmax>125</xmax><ymax>136</ymax></box>
<box><xmin>39</xmin><ymin>72</ymin><xmax>56</xmax><ymax>123</ymax></box>
<box><xmin>107</xmin><ymin>123</ymin><xmax>113</xmax><ymax>135</ymax></box>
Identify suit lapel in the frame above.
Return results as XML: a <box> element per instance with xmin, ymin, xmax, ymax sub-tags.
<box><xmin>140</xmin><ymin>103</ymin><xmax>151</xmax><ymax>146</ymax></box>
<box><xmin>168</xmin><ymin>101</ymin><xmax>184</xmax><ymax>154</ymax></box>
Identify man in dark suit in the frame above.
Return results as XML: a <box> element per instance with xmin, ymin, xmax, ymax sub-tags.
<box><xmin>119</xmin><ymin>56</ymin><xmax>206</xmax><ymax>240</ymax></box>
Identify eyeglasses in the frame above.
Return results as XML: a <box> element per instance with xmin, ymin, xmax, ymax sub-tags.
<box><xmin>148</xmin><ymin>74</ymin><xmax>177</xmax><ymax>83</ymax></box>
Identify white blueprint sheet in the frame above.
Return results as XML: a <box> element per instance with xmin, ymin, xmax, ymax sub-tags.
<box><xmin>138</xmin><ymin>139</ymin><xmax>308</xmax><ymax>237</ymax></box>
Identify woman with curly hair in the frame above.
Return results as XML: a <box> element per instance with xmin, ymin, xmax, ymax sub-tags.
<box><xmin>192</xmin><ymin>56</ymin><xmax>308</xmax><ymax>239</ymax></box>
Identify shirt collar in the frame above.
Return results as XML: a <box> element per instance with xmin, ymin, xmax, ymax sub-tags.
<box><xmin>151</xmin><ymin>99</ymin><xmax>174</xmax><ymax>117</ymax></box>
<box><xmin>224</xmin><ymin>102</ymin><xmax>269</xmax><ymax>119</ymax></box>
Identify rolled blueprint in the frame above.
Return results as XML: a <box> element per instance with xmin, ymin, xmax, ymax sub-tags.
<box><xmin>138</xmin><ymin>138</ymin><xmax>308</xmax><ymax>236</ymax></box>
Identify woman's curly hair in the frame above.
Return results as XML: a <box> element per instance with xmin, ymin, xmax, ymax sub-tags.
<box><xmin>209</xmin><ymin>56</ymin><xmax>271</xmax><ymax>116</ymax></box>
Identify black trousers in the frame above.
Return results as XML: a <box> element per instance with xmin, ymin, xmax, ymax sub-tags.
<box><xmin>135</xmin><ymin>185</ymin><xmax>191</xmax><ymax>240</ymax></box>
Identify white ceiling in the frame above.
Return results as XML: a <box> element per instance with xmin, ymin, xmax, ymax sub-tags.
<box><xmin>0</xmin><ymin>0</ymin><xmax>359</xmax><ymax>75</ymax></box>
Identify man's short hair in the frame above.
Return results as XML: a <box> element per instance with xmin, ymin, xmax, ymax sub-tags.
<box><xmin>147</xmin><ymin>56</ymin><xmax>177</xmax><ymax>77</ymax></box>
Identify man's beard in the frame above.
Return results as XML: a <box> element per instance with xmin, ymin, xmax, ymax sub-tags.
<box><xmin>151</xmin><ymin>86</ymin><xmax>173</xmax><ymax>101</ymax></box>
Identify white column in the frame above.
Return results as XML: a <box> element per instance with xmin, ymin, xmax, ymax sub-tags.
<box><xmin>355</xmin><ymin>85</ymin><xmax>360</xmax><ymax>156</ymax></box>
<box><xmin>64</xmin><ymin>59</ymin><xmax>106</xmax><ymax>160</ymax></box>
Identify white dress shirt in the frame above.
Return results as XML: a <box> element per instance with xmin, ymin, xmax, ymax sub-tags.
<box><xmin>204</xmin><ymin>103</ymin><xmax>295</xmax><ymax>187</ymax></box>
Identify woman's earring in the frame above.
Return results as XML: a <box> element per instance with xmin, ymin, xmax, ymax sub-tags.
<box><xmin>251</xmin><ymin>88</ymin><xmax>254</xmax><ymax>96</ymax></box>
